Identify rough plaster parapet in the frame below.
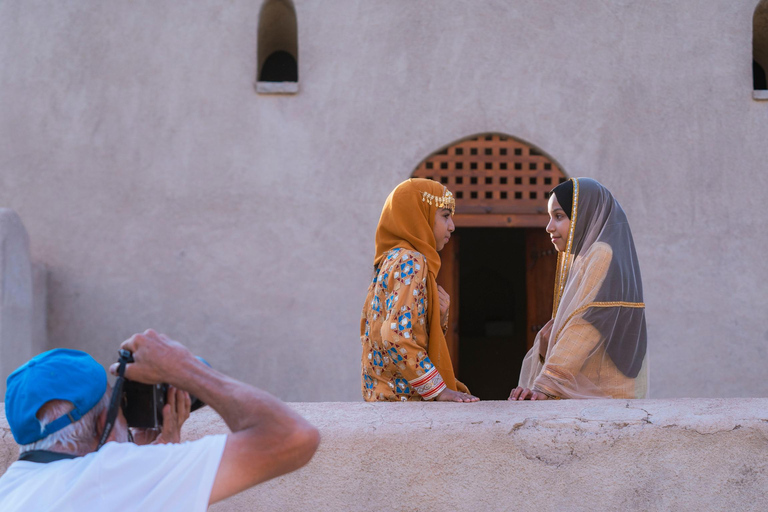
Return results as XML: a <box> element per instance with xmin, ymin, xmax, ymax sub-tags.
<box><xmin>2</xmin><ymin>399</ymin><xmax>768</xmax><ymax>511</ymax></box>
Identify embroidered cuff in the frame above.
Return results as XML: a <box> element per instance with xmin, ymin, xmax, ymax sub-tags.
<box><xmin>533</xmin><ymin>386</ymin><xmax>561</xmax><ymax>399</ymax></box>
<box><xmin>409</xmin><ymin>366</ymin><xmax>446</xmax><ymax>400</ymax></box>
<box><xmin>534</xmin><ymin>372</ymin><xmax>563</xmax><ymax>400</ymax></box>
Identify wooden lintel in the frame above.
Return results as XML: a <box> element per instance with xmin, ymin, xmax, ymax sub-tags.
<box><xmin>453</xmin><ymin>214</ymin><xmax>548</xmax><ymax>228</ymax></box>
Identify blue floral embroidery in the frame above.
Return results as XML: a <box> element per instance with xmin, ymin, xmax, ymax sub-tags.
<box><xmin>398</xmin><ymin>312</ymin><xmax>412</xmax><ymax>331</ymax></box>
<box><xmin>417</xmin><ymin>295</ymin><xmax>426</xmax><ymax>317</ymax></box>
<box><xmin>362</xmin><ymin>249</ymin><xmax>436</xmax><ymax>401</ymax></box>
<box><xmin>386</xmin><ymin>292</ymin><xmax>396</xmax><ymax>311</ymax></box>
<box><xmin>388</xmin><ymin>347</ymin><xmax>403</xmax><ymax>365</ymax></box>
<box><xmin>377</xmin><ymin>271</ymin><xmax>389</xmax><ymax>291</ymax></box>
<box><xmin>394</xmin><ymin>378</ymin><xmax>411</xmax><ymax>394</ymax></box>
<box><xmin>400</xmin><ymin>259</ymin><xmax>414</xmax><ymax>279</ymax></box>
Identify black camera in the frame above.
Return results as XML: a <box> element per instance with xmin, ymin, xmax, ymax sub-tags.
<box><xmin>118</xmin><ymin>349</ymin><xmax>208</xmax><ymax>428</ymax></box>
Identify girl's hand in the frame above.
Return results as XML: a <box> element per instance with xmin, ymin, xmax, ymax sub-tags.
<box><xmin>435</xmin><ymin>388</ymin><xmax>479</xmax><ymax>402</ymax></box>
<box><xmin>437</xmin><ymin>285</ymin><xmax>450</xmax><ymax>327</ymax></box>
<box><xmin>508</xmin><ymin>387</ymin><xmax>550</xmax><ymax>401</ymax></box>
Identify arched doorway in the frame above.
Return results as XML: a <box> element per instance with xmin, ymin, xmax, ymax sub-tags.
<box><xmin>412</xmin><ymin>133</ymin><xmax>568</xmax><ymax>399</ymax></box>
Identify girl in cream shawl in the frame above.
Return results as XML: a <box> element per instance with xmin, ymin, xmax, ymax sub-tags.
<box><xmin>361</xmin><ymin>178</ymin><xmax>477</xmax><ymax>402</ymax></box>
<box><xmin>510</xmin><ymin>178</ymin><xmax>648</xmax><ymax>400</ymax></box>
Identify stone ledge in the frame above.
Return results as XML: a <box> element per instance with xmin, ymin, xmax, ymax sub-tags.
<box><xmin>2</xmin><ymin>399</ymin><xmax>768</xmax><ymax>511</ymax></box>
<box><xmin>255</xmin><ymin>81</ymin><xmax>299</xmax><ymax>94</ymax></box>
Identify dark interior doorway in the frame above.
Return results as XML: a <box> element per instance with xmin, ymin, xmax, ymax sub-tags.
<box><xmin>456</xmin><ymin>227</ymin><xmax>529</xmax><ymax>400</ymax></box>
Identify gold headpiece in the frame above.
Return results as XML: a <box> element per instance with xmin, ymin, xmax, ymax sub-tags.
<box><xmin>421</xmin><ymin>189</ymin><xmax>456</xmax><ymax>215</ymax></box>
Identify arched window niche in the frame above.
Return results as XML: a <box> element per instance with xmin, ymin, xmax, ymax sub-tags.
<box><xmin>754</xmin><ymin>0</ymin><xmax>768</xmax><ymax>99</ymax></box>
<box><xmin>256</xmin><ymin>0</ymin><xmax>298</xmax><ymax>94</ymax></box>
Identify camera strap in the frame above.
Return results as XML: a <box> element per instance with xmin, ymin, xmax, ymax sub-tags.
<box><xmin>97</xmin><ymin>350</ymin><xmax>131</xmax><ymax>450</ymax></box>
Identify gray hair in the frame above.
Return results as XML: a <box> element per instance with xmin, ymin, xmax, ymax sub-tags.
<box><xmin>18</xmin><ymin>391</ymin><xmax>111</xmax><ymax>455</ymax></box>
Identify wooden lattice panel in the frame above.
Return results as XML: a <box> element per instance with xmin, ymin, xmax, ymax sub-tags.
<box><xmin>413</xmin><ymin>134</ymin><xmax>567</xmax><ymax>221</ymax></box>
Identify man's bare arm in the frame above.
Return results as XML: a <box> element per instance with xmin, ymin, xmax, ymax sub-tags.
<box><xmin>113</xmin><ymin>329</ymin><xmax>320</xmax><ymax>505</ymax></box>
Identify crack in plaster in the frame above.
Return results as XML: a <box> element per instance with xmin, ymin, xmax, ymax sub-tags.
<box><xmin>622</xmin><ymin>402</ymin><xmax>753</xmax><ymax>435</ymax></box>
<box><xmin>625</xmin><ymin>401</ymin><xmax>653</xmax><ymax>424</ymax></box>
<box><xmin>508</xmin><ymin>419</ymin><xmax>528</xmax><ymax>435</ymax></box>
<box><xmin>505</xmin><ymin>405</ymin><xmax>659</xmax><ymax>467</ymax></box>
<box><xmin>417</xmin><ymin>407</ymin><xmax>434</xmax><ymax>431</ymax></box>
<box><xmin>661</xmin><ymin>423</ymin><xmax>744</xmax><ymax>435</ymax></box>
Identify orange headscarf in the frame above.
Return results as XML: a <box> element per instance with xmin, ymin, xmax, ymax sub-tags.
<box><xmin>373</xmin><ymin>178</ymin><xmax>469</xmax><ymax>393</ymax></box>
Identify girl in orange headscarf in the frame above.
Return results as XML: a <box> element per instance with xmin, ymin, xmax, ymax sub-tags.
<box><xmin>360</xmin><ymin>178</ymin><xmax>477</xmax><ymax>402</ymax></box>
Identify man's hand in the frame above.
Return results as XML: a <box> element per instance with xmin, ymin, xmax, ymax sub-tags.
<box><xmin>110</xmin><ymin>329</ymin><xmax>197</xmax><ymax>386</ymax></box>
<box><xmin>508</xmin><ymin>387</ymin><xmax>550</xmax><ymax>401</ymax></box>
<box><xmin>437</xmin><ymin>285</ymin><xmax>450</xmax><ymax>327</ymax></box>
<box><xmin>132</xmin><ymin>386</ymin><xmax>192</xmax><ymax>445</ymax></box>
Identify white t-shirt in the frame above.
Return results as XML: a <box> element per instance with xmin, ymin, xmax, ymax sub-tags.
<box><xmin>0</xmin><ymin>434</ymin><xmax>227</xmax><ymax>512</ymax></box>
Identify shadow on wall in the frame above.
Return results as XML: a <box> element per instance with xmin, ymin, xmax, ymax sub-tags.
<box><xmin>0</xmin><ymin>209</ymin><xmax>47</xmax><ymax>395</ymax></box>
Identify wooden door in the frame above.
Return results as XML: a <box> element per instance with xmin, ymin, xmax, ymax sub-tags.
<box><xmin>436</xmin><ymin>234</ymin><xmax>460</xmax><ymax>376</ymax></box>
<box><xmin>525</xmin><ymin>229</ymin><xmax>558</xmax><ymax>350</ymax></box>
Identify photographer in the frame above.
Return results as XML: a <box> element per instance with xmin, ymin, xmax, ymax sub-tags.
<box><xmin>0</xmin><ymin>329</ymin><xmax>320</xmax><ymax>510</ymax></box>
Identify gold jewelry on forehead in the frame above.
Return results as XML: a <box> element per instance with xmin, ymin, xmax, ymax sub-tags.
<box><xmin>421</xmin><ymin>189</ymin><xmax>456</xmax><ymax>215</ymax></box>
<box><xmin>552</xmin><ymin>177</ymin><xmax>579</xmax><ymax>318</ymax></box>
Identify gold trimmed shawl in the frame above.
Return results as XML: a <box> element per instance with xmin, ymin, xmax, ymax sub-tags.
<box><xmin>520</xmin><ymin>177</ymin><xmax>648</xmax><ymax>399</ymax></box>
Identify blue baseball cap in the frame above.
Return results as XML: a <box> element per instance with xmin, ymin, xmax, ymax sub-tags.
<box><xmin>5</xmin><ymin>349</ymin><xmax>107</xmax><ymax>445</ymax></box>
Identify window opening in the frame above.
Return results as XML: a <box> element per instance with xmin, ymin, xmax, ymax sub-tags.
<box><xmin>256</xmin><ymin>0</ymin><xmax>299</xmax><ymax>94</ymax></box>
<box><xmin>754</xmin><ymin>0</ymin><xmax>768</xmax><ymax>98</ymax></box>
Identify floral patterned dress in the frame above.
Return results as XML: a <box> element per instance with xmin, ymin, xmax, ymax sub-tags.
<box><xmin>360</xmin><ymin>248</ymin><xmax>446</xmax><ymax>401</ymax></box>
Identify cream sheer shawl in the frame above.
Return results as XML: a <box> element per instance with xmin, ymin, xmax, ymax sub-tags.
<box><xmin>519</xmin><ymin>178</ymin><xmax>648</xmax><ymax>399</ymax></box>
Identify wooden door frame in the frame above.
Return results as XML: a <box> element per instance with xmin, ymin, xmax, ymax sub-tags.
<box><xmin>438</xmin><ymin>214</ymin><xmax>550</xmax><ymax>377</ymax></box>
<box><xmin>435</xmin><ymin>235</ymin><xmax>460</xmax><ymax>376</ymax></box>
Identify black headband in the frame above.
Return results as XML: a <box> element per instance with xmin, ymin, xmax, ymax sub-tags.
<box><xmin>551</xmin><ymin>179</ymin><xmax>574</xmax><ymax>219</ymax></box>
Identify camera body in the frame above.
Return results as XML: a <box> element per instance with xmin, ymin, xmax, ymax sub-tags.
<box><xmin>122</xmin><ymin>379</ymin><xmax>169</xmax><ymax>429</ymax></box>
<box><xmin>118</xmin><ymin>349</ymin><xmax>208</xmax><ymax>429</ymax></box>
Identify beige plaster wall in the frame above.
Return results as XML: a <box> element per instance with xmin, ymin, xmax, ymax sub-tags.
<box><xmin>0</xmin><ymin>210</ymin><xmax>33</xmax><ymax>395</ymax></box>
<box><xmin>2</xmin><ymin>400</ymin><xmax>768</xmax><ymax>511</ymax></box>
<box><xmin>0</xmin><ymin>1</ymin><xmax>767</xmax><ymax>400</ymax></box>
